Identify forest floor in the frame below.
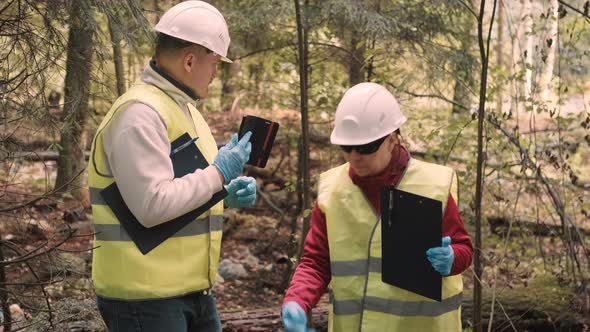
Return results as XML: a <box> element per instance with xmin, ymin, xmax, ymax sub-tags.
<box><xmin>1</xmin><ymin>107</ymin><xmax>589</xmax><ymax>331</ymax></box>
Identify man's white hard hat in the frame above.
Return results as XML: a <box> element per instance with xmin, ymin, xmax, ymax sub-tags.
<box><xmin>155</xmin><ymin>1</ymin><xmax>232</xmax><ymax>63</ymax></box>
<box><xmin>330</xmin><ymin>82</ymin><xmax>407</xmax><ymax>145</ymax></box>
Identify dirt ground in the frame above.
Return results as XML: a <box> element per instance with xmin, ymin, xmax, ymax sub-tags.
<box><xmin>1</xmin><ymin>107</ymin><xmax>589</xmax><ymax>331</ymax></box>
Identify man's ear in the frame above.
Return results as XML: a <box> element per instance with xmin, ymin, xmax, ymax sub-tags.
<box><xmin>183</xmin><ymin>52</ymin><xmax>197</xmax><ymax>73</ymax></box>
<box><xmin>182</xmin><ymin>51</ymin><xmax>201</xmax><ymax>73</ymax></box>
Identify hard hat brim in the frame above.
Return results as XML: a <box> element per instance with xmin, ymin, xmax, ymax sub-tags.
<box><xmin>330</xmin><ymin>116</ymin><xmax>407</xmax><ymax>146</ymax></box>
<box><xmin>221</xmin><ymin>55</ymin><xmax>233</xmax><ymax>63</ymax></box>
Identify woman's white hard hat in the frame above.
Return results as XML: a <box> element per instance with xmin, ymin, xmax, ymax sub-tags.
<box><xmin>155</xmin><ymin>1</ymin><xmax>232</xmax><ymax>63</ymax></box>
<box><xmin>330</xmin><ymin>82</ymin><xmax>407</xmax><ymax>145</ymax></box>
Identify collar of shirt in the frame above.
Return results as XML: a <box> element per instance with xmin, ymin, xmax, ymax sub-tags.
<box><xmin>348</xmin><ymin>146</ymin><xmax>411</xmax><ymax>212</ymax></box>
<box><xmin>142</xmin><ymin>59</ymin><xmax>201</xmax><ymax>109</ymax></box>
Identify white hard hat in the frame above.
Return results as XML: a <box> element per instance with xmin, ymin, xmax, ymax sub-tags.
<box><xmin>330</xmin><ymin>82</ymin><xmax>407</xmax><ymax>145</ymax></box>
<box><xmin>155</xmin><ymin>1</ymin><xmax>232</xmax><ymax>63</ymax></box>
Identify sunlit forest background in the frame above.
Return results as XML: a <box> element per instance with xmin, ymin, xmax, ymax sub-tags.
<box><xmin>1</xmin><ymin>0</ymin><xmax>589</xmax><ymax>331</ymax></box>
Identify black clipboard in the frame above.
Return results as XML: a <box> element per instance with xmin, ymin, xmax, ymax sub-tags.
<box><xmin>381</xmin><ymin>187</ymin><xmax>443</xmax><ymax>301</ymax></box>
<box><xmin>100</xmin><ymin>132</ymin><xmax>227</xmax><ymax>255</ymax></box>
<box><xmin>238</xmin><ymin>115</ymin><xmax>279</xmax><ymax>168</ymax></box>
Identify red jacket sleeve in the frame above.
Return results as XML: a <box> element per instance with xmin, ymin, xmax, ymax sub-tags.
<box><xmin>283</xmin><ymin>201</ymin><xmax>331</xmax><ymax>314</ymax></box>
<box><xmin>443</xmin><ymin>194</ymin><xmax>473</xmax><ymax>275</ymax></box>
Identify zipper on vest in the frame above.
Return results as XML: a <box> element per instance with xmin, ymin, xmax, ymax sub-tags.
<box><xmin>358</xmin><ymin>216</ymin><xmax>380</xmax><ymax>332</ymax></box>
<box><xmin>352</xmin><ymin>162</ymin><xmax>412</xmax><ymax>331</ymax></box>
<box><xmin>358</xmin><ymin>190</ymin><xmax>381</xmax><ymax>332</ymax></box>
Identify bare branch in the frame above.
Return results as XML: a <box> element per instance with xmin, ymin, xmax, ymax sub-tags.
<box><xmin>558</xmin><ymin>0</ymin><xmax>590</xmax><ymax>21</ymax></box>
<box><xmin>0</xmin><ymin>168</ymin><xmax>85</xmax><ymax>213</ymax></box>
<box><xmin>386</xmin><ymin>81</ymin><xmax>470</xmax><ymax>111</ymax></box>
<box><xmin>454</xmin><ymin>0</ymin><xmax>478</xmax><ymax>18</ymax></box>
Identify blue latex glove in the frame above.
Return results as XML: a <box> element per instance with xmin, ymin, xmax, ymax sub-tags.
<box><xmin>282</xmin><ymin>302</ymin><xmax>316</xmax><ymax>332</ymax></box>
<box><xmin>426</xmin><ymin>236</ymin><xmax>454</xmax><ymax>276</ymax></box>
<box><xmin>224</xmin><ymin>176</ymin><xmax>257</xmax><ymax>208</ymax></box>
<box><xmin>213</xmin><ymin>132</ymin><xmax>252</xmax><ymax>184</ymax></box>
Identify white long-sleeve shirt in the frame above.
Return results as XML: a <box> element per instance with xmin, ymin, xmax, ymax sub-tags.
<box><xmin>100</xmin><ymin>61</ymin><xmax>223</xmax><ymax>228</ymax></box>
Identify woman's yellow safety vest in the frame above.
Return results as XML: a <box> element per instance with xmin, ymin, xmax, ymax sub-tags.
<box><xmin>89</xmin><ymin>82</ymin><xmax>224</xmax><ymax>300</ymax></box>
<box><xmin>318</xmin><ymin>159</ymin><xmax>462</xmax><ymax>332</ymax></box>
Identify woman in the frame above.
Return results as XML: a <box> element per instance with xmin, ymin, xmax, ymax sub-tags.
<box><xmin>281</xmin><ymin>82</ymin><xmax>473</xmax><ymax>332</ymax></box>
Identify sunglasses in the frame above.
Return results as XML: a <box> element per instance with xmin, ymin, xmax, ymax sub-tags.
<box><xmin>340</xmin><ymin>135</ymin><xmax>388</xmax><ymax>155</ymax></box>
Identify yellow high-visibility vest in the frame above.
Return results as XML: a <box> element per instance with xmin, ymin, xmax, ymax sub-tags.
<box><xmin>318</xmin><ymin>159</ymin><xmax>462</xmax><ymax>332</ymax></box>
<box><xmin>89</xmin><ymin>82</ymin><xmax>224</xmax><ymax>300</ymax></box>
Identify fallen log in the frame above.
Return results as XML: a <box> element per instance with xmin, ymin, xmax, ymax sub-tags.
<box><xmin>220</xmin><ymin>306</ymin><xmax>328</xmax><ymax>332</ymax></box>
<box><xmin>7</xmin><ymin>151</ymin><xmax>89</xmax><ymax>162</ymax></box>
<box><xmin>488</xmin><ymin>216</ymin><xmax>590</xmax><ymax>237</ymax></box>
<box><xmin>220</xmin><ymin>276</ymin><xmax>589</xmax><ymax>331</ymax></box>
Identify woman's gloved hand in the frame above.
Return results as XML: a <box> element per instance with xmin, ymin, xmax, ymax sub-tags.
<box><xmin>426</xmin><ymin>236</ymin><xmax>454</xmax><ymax>276</ymax></box>
<box><xmin>224</xmin><ymin>176</ymin><xmax>256</xmax><ymax>208</ymax></box>
<box><xmin>281</xmin><ymin>301</ymin><xmax>316</xmax><ymax>332</ymax></box>
<box><xmin>213</xmin><ymin>132</ymin><xmax>252</xmax><ymax>184</ymax></box>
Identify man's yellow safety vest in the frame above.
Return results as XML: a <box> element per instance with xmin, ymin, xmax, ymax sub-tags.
<box><xmin>318</xmin><ymin>159</ymin><xmax>462</xmax><ymax>332</ymax></box>
<box><xmin>89</xmin><ymin>82</ymin><xmax>224</xmax><ymax>300</ymax></box>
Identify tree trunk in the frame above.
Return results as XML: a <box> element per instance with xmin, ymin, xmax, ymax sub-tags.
<box><xmin>510</xmin><ymin>0</ymin><xmax>530</xmax><ymax>116</ymax></box>
<box><xmin>474</xmin><ymin>0</ymin><xmax>497</xmax><ymax>329</ymax></box>
<box><xmin>539</xmin><ymin>0</ymin><xmax>558</xmax><ymax>102</ymax></box>
<box><xmin>452</xmin><ymin>6</ymin><xmax>476</xmax><ymax>114</ymax></box>
<box><xmin>348</xmin><ymin>28</ymin><xmax>366</xmax><ymax>86</ymax></box>
<box><xmin>366</xmin><ymin>0</ymin><xmax>381</xmax><ymax>82</ymax></box>
<box><xmin>220</xmin><ymin>57</ymin><xmax>241</xmax><ymax>112</ymax></box>
<box><xmin>294</xmin><ymin>0</ymin><xmax>311</xmax><ymax>250</ymax></box>
<box><xmin>54</xmin><ymin>0</ymin><xmax>95</xmax><ymax>206</ymax></box>
<box><xmin>0</xmin><ymin>241</ymin><xmax>11</xmax><ymax>331</ymax></box>
<box><xmin>495</xmin><ymin>0</ymin><xmax>505</xmax><ymax>114</ymax></box>
<box><xmin>451</xmin><ymin>46</ymin><xmax>473</xmax><ymax>114</ymax></box>
<box><xmin>523</xmin><ymin>0</ymin><xmax>534</xmax><ymax>101</ymax></box>
<box><xmin>127</xmin><ymin>48</ymin><xmax>136</xmax><ymax>85</ymax></box>
<box><xmin>108</xmin><ymin>17</ymin><xmax>126</xmax><ymax>96</ymax></box>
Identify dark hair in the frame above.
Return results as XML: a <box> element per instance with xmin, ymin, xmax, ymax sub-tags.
<box><xmin>155</xmin><ymin>33</ymin><xmax>194</xmax><ymax>56</ymax></box>
<box><xmin>155</xmin><ymin>33</ymin><xmax>214</xmax><ymax>58</ymax></box>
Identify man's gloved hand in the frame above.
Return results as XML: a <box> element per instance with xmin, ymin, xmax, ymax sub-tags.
<box><xmin>224</xmin><ymin>176</ymin><xmax>256</xmax><ymax>208</ymax></box>
<box><xmin>281</xmin><ymin>301</ymin><xmax>316</xmax><ymax>332</ymax></box>
<box><xmin>213</xmin><ymin>132</ymin><xmax>252</xmax><ymax>184</ymax></box>
<box><xmin>426</xmin><ymin>236</ymin><xmax>454</xmax><ymax>276</ymax></box>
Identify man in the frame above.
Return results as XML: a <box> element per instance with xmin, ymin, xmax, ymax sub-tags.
<box><xmin>88</xmin><ymin>2</ymin><xmax>255</xmax><ymax>331</ymax></box>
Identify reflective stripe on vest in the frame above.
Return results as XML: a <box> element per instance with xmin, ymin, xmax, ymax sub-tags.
<box><xmin>333</xmin><ymin>293</ymin><xmax>463</xmax><ymax>317</ymax></box>
<box><xmin>319</xmin><ymin>159</ymin><xmax>463</xmax><ymax>332</ymax></box>
<box><xmin>93</xmin><ymin>215</ymin><xmax>224</xmax><ymax>241</ymax></box>
<box><xmin>331</xmin><ymin>258</ymin><xmax>381</xmax><ymax>276</ymax></box>
<box><xmin>89</xmin><ymin>82</ymin><xmax>224</xmax><ymax>300</ymax></box>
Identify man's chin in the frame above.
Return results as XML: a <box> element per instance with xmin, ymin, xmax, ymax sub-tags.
<box><xmin>196</xmin><ymin>89</ymin><xmax>209</xmax><ymax>99</ymax></box>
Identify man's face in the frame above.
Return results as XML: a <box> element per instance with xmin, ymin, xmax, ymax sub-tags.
<box><xmin>183</xmin><ymin>47</ymin><xmax>221</xmax><ymax>99</ymax></box>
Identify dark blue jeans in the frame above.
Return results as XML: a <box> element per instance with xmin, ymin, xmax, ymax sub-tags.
<box><xmin>96</xmin><ymin>291</ymin><xmax>221</xmax><ymax>332</ymax></box>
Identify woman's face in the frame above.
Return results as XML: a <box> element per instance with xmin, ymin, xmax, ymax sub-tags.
<box><xmin>343</xmin><ymin>134</ymin><xmax>399</xmax><ymax>177</ymax></box>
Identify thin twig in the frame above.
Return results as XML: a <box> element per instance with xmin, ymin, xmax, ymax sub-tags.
<box><xmin>257</xmin><ymin>189</ymin><xmax>284</xmax><ymax>215</ymax></box>
<box><xmin>386</xmin><ymin>82</ymin><xmax>469</xmax><ymax>111</ymax></box>
<box><xmin>558</xmin><ymin>0</ymin><xmax>590</xmax><ymax>21</ymax></box>
<box><xmin>454</xmin><ymin>0</ymin><xmax>479</xmax><ymax>18</ymax></box>
<box><xmin>0</xmin><ymin>168</ymin><xmax>85</xmax><ymax>213</ymax></box>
